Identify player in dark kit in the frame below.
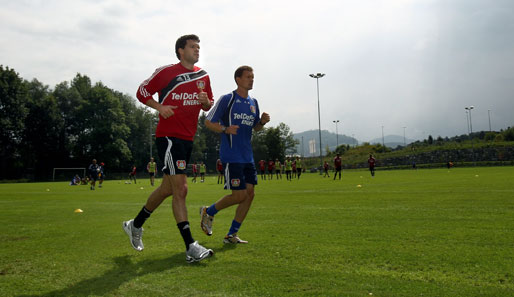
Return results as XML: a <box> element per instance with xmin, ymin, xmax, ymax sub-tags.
<box><xmin>267</xmin><ymin>160</ymin><xmax>274</xmax><ymax>180</ymax></box>
<box><xmin>98</xmin><ymin>162</ymin><xmax>105</xmax><ymax>188</ymax></box>
<box><xmin>258</xmin><ymin>159</ymin><xmax>266</xmax><ymax>180</ymax></box>
<box><xmin>128</xmin><ymin>165</ymin><xmax>137</xmax><ymax>184</ymax></box>
<box><xmin>200</xmin><ymin>65</ymin><xmax>270</xmax><ymax>244</ymax></box>
<box><xmin>122</xmin><ymin>34</ymin><xmax>214</xmax><ymax>263</ymax></box>
<box><xmin>88</xmin><ymin>159</ymin><xmax>100</xmax><ymax>190</ymax></box>
<box><xmin>368</xmin><ymin>154</ymin><xmax>376</xmax><ymax>177</ymax></box>
<box><xmin>333</xmin><ymin>153</ymin><xmax>342</xmax><ymax>180</ymax></box>
<box><xmin>216</xmin><ymin>159</ymin><xmax>224</xmax><ymax>184</ymax></box>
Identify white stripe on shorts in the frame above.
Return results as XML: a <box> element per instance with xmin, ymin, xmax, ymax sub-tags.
<box><xmin>163</xmin><ymin>137</ymin><xmax>176</xmax><ymax>175</ymax></box>
<box><xmin>224</xmin><ymin>163</ymin><xmax>230</xmax><ymax>190</ymax></box>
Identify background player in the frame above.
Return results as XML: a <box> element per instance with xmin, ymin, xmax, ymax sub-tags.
<box><xmin>334</xmin><ymin>153</ymin><xmax>342</xmax><ymax>180</ymax></box>
<box><xmin>323</xmin><ymin>161</ymin><xmax>330</xmax><ymax>177</ymax></box>
<box><xmin>216</xmin><ymin>159</ymin><xmax>224</xmax><ymax>184</ymax></box>
<box><xmin>275</xmin><ymin>158</ymin><xmax>282</xmax><ymax>180</ymax></box>
<box><xmin>128</xmin><ymin>165</ymin><xmax>137</xmax><ymax>184</ymax></box>
<box><xmin>88</xmin><ymin>159</ymin><xmax>100</xmax><ymax>190</ymax></box>
<box><xmin>98</xmin><ymin>162</ymin><xmax>105</xmax><ymax>188</ymax></box>
<box><xmin>296</xmin><ymin>157</ymin><xmax>303</xmax><ymax>180</ymax></box>
<box><xmin>368</xmin><ymin>154</ymin><xmax>376</xmax><ymax>177</ymax></box>
<box><xmin>258</xmin><ymin>159</ymin><xmax>266</xmax><ymax>180</ymax></box>
<box><xmin>147</xmin><ymin>157</ymin><xmax>157</xmax><ymax>186</ymax></box>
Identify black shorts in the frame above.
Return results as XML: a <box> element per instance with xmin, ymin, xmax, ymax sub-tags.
<box><xmin>156</xmin><ymin>137</ymin><xmax>193</xmax><ymax>175</ymax></box>
<box><xmin>223</xmin><ymin>163</ymin><xmax>257</xmax><ymax>190</ymax></box>
<box><xmin>149</xmin><ymin>172</ymin><xmax>155</xmax><ymax>177</ymax></box>
<box><xmin>335</xmin><ymin>166</ymin><xmax>342</xmax><ymax>172</ymax></box>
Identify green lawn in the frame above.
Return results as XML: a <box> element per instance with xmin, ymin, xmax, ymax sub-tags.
<box><xmin>1</xmin><ymin>167</ymin><xmax>513</xmax><ymax>297</ymax></box>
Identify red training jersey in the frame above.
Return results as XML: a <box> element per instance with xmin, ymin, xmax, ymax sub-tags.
<box><xmin>216</xmin><ymin>160</ymin><xmax>223</xmax><ymax>171</ymax></box>
<box><xmin>259</xmin><ymin>160</ymin><xmax>265</xmax><ymax>171</ymax></box>
<box><xmin>268</xmin><ymin>161</ymin><xmax>274</xmax><ymax>171</ymax></box>
<box><xmin>137</xmin><ymin>63</ymin><xmax>214</xmax><ymax>141</ymax></box>
<box><xmin>334</xmin><ymin>156</ymin><xmax>342</xmax><ymax>167</ymax></box>
<box><xmin>368</xmin><ymin>157</ymin><xmax>376</xmax><ymax>168</ymax></box>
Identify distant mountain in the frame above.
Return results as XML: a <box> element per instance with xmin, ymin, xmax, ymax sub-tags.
<box><xmin>368</xmin><ymin>135</ymin><xmax>416</xmax><ymax>148</ymax></box>
<box><xmin>293</xmin><ymin>130</ymin><xmax>358</xmax><ymax>157</ymax></box>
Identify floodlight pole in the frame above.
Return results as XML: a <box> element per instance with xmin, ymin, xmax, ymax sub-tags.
<box><xmin>402</xmin><ymin>126</ymin><xmax>407</xmax><ymax>146</ymax></box>
<box><xmin>382</xmin><ymin>126</ymin><xmax>385</xmax><ymax>147</ymax></box>
<box><xmin>310</xmin><ymin>73</ymin><xmax>325</xmax><ymax>175</ymax></box>
<box><xmin>465</xmin><ymin>106</ymin><xmax>475</xmax><ymax>166</ymax></box>
<box><xmin>333</xmin><ymin>120</ymin><xmax>340</xmax><ymax>149</ymax></box>
<box><xmin>488</xmin><ymin>109</ymin><xmax>492</xmax><ymax>132</ymax></box>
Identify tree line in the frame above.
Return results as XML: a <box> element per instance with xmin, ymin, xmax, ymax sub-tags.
<box><xmin>0</xmin><ymin>65</ymin><xmax>298</xmax><ymax>181</ymax></box>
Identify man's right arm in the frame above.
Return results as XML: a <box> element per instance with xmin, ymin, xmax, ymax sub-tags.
<box><xmin>136</xmin><ymin>67</ymin><xmax>176</xmax><ymax>119</ymax></box>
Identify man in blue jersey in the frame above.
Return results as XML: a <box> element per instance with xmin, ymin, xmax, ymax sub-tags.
<box><xmin>200</xmin><ymin>65</ymin><xmax>270</xmax><ymax>244</ymax></box>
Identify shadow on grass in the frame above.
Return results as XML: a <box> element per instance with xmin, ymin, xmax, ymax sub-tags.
<box><xmin>19</xmin><ymin>252</ymin><xmax>191</xmax><ymax>297</ymax></box>
<box><xmin>18</xmin><ymin>243</ymin><xmax>239</xmax><ymax>297</ymax></box>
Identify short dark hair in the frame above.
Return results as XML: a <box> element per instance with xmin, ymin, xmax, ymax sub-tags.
<box><xmin>175</xmin><ymin>34</ymin><xmax>200</xmax><ymax>60</ymax></box>
<box><xmin>234</xmin><ymin>65</ymin><xmax>253</xmax><ymax>82</ymax></box>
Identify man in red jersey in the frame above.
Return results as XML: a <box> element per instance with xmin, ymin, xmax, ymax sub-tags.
<box><xmin>267</xmin><ymin>159</ymin><xmax>274</xmax><ymax>180</ymax></box>
<box><xmin>123</xmin><ymin>34</ymin><xmax>214</xmax><ymax>263</ymax></box>
<box><xmin>333</xmin><ymin>153</ymin><xmax>342</xmax><ymax>180</ymax></box>
<box><xmin>258</xmin><ymin>159</ymin><xmax>266</xmax><ymax>180</ymax></box>
<box><xmin>368</xmin><ymin>154</ymin><xmax>376</xmax><ymax>177</ymax></box>
<box><xmin>216</xmin><ymin>159</ymin><xmax>224</xmax><ymax>184</ymax></box>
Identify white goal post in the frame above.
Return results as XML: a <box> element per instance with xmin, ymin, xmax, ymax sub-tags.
<box><xmin>53</xmin><ymin>168</ymin><xmax>86</xmax><ymax>181</ymax></box>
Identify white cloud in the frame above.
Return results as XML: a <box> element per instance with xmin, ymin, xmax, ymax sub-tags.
<box><xmin>1</xmin><ymin>0</ymin><xmax>513</xmax><ymax>141</ymax></box>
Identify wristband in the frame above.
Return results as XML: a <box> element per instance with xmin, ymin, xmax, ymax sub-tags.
<box><xmin>221</xmin><ymin>126</ymin><xmax>227</xmax><ymax>133</ymax></box>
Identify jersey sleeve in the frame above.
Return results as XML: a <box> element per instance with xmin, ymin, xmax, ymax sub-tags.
<box><xmin>136</xmin><ymin>66</ymin><xmax>169</xmax><ymax>105</ymax></box>
<box><xmin>206</xmin><ymin>94</ymin><xmax>229</xmax><ymax>124</ymax></box>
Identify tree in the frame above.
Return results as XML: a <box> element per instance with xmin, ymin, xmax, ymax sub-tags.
<box><xmin>22</xmin><ymin>79</ymin><xmax>63</xmax><ymax>179</ymax></box>
<box><xmin>503</xmin><ymin>127</ymin><xmax>514</xmax><ymax>141</ymax></box>
<box><xmin>262</xmin><ymin>122</ymin><xmax>298</xmax><ymax>161</ymax></box>
<box><xmin>53</xmin><ymin>80</ymin><xmax>85</xmax><ymax>164</ymax></box>
<box><xmin>0</xmin><ymin>66</ymin><xmax>28</xmax><ymax>179</ymax></box>
<box><xmin>79</xmin><ymin>82</ymin><xmax>132</xmax><ymax>168</ymax></box>
<box><xmin>251</xmin><ymin>128</ymin><xmax>268</xmax><ymax>162</ymax></box>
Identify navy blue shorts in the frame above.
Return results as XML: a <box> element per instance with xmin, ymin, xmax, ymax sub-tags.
<box><xmin>156</xmin><ymin>137</ymin><xmax>192</xmax><ymax>175</ymax></box>
<box><xmin>223</xmin><ymin>163</ymin><xmax>258</xmax><ymax>190</ymax></box>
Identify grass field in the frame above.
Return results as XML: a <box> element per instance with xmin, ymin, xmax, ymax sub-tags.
<box><xmin>1</xmin><ymin>167</ymin><xmax>513</xmax><ymax>297</ymax></box>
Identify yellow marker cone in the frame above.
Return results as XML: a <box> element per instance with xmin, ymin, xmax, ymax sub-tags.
<box><xmin>140</xmin><ymin>187</ymin><xmax>144</xmax><ymax>190</ymax></box>
<box><xmin>46</xmin><ymin>189</ymin><xmax>50</xmax><ymax>191</ymax></box>
<box><xmin>357</xmin><ymin>184</ymin><xmax>362</xmax><ymax>188</ymax></box>
<box><xmin>74</xmin><ymin>209</ymin><xmax>83</xmax><ymax>213</ymax></box>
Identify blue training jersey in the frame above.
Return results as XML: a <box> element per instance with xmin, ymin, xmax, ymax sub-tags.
<box><xmin>207</xmin><ymin>91</ymin><xmax>260</xmax><ymax>163</ymax></box>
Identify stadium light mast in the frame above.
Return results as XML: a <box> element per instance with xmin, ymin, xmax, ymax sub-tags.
<box><xmin>465</xmin><ymin>110</ymin><xmax>470</xmax><ymax>134</ymax></box>
<box><xmin>309</xmin><ymin>73</ymin><xmax>325</xmax><ymax>175</ymax></box>
<box><xmin>333</xmin><ymin>120</ymin><xmax>340</xmax><ymax>148</ymax></box>
<box><xmin>381</xmin><ymin>125</ymin><xmax>385</xmax><ymax>148</ymax></box>
<box><xmin>465</xmin><ymin>106</ymin><xmax>474</xmax><ymax>134</ymax></box>
<box><xmin>488</xmin><ymin>109</ymin><xmax>492</xmax><ymax>132</ymax></box>
<box><xmin>465</xmin><ymin>106</ymin><xmax>475</xmax><ymax>166</ymax></box>
<box><xmin>402</xmin><ymin>126</ymin><xmax>407</xmax><ymax>146</ymax></box>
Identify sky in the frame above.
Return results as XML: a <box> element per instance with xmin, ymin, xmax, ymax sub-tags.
<box><xmin>1</xmin><ymin>0</ymin><xmax>513</xmax><ymax>142</ymax></box>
